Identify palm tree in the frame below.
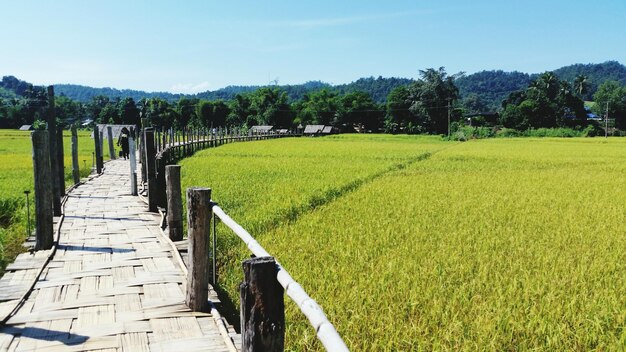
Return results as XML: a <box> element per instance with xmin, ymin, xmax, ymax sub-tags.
<box><xmin>573</xmin><ymin>75</ymin><xmax>589</xmax><ymax>99</ymax></box>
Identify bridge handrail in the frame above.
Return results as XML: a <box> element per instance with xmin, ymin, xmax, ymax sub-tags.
<box><xmin>211</xmin><ymin>205</ymin><xmax>349</xmax><ymax>352</ymax></box>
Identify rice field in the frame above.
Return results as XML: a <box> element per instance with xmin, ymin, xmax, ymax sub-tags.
<box><xmin>180</xmin><ymin>135</ymin><xmax>626</xmax><ymax>351</ymax></box>
<box><xmin>0</xmin><ymin>129</ymin><xmax>95</xmax><ymax>273</ymax></box>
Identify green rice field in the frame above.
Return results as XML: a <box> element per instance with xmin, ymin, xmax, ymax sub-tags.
<box><xmin>180</xmin><ymin>135</ymin><xmax>626</xmax><ymax>351</ymax></box>
<box><xmin>0</xmin><ymin>129</ymin><xmax>95</xmax><ymax>273</ymax></box>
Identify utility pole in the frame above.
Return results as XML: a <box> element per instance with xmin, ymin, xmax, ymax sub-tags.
<box><xmin>605</xmin><ymin>101</ymin><xmax>609</xmax><ymax>138</ymax></box>
<box><xmin>447</xmin><ymin>98</ymin><xmax>452</xmax><ymax>138</ymax></box>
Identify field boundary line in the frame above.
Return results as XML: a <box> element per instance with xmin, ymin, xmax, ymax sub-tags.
<box><xmin>256</xmin><ymin>142</ymin><xmax>461</xmax><ymax>234</ymax></box>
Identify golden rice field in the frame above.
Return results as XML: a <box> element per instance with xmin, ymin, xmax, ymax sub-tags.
<box><xmin>0</xmin><ymin>129</ymin><xmax>95</xmax><ymax>273</ymax></box>
<box><xmin>181</xmin><ymin>135</ymin><xmax>626</xmax><ymax>351</ymax></box>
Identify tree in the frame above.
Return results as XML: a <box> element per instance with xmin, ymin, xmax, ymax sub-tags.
<box><xmin>249</xmin><ymin>88</ymin><xmax>293</xmax><ymax>127</ymax></box>
<box><xmin>197</xmin><ymin>100</ymin><xmax>229</xmax><ymax>128</ymax></box>
<box><xmin>500</xmin><ymin>71</ymin><xmax>586</xmax><ymax>129</ymax></box>
<box><xmin>86</xmin><ymin>95</ymin><xmax>110</xmax><ymax>123</ymax></box>
<box><xmin>406</xmin><ymin>67</ymin><xmax>462</xmax><ymax>134</ymax></box>
<box><xmin>55</xmin><ymin>95</ymin><xmax>84</xmax><ymax>126</ymax></box>
<box><xmin>461</xmin><ymin>93</ymin><xmax>489</xmax><ymax>115</ymax></box>
<box><xmin>99</xmin><ymin>103</ymin><xmax>119</xmax><ymax>124</ymax></box>
<box><xmin>118</xmin><ymin>97</ymin><xmax>140</xmax><ymax>126</ymax></box>
<box><xmin>227</xmin><ymin>94</ymin><xmax>252</xmax><ymax>126</ymax></box>
<box><xmin>593</xmin><ymin>81</ymin><xmax>626</xmax><ymax>129</ymax></box>
<box><xmin>336</xmin><ymin>91</ymin><xmax>382</xmax><ymax>132</ymax></box>
<box><xmin>177</xmin><ymin>97</ymin><xmax>198</xmax><ymax>127</ymax></box>
<box><xmin>297</xmin><ymin>89</ymin><xmax>340</xmax><ymax>126</ymax></box>
<box><xmin>573</xmin><ymin>75</ymin><xmax>589</xmax><ymax>99</ymax></box>
<box><xmin>384</xmin><ymin>86</ymin><xmax>415</xmax><ymax>133</ymax></box>
<box><xmin>144</xmin><ymin>98</ymin><xmax>175</xmax><ymax>128</ymax></box>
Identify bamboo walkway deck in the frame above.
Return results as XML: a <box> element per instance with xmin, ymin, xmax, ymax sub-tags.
<box><xmin>0</xmin><ymin>159</ymin><xmax>237</xmax><ymax>351</ymax></box>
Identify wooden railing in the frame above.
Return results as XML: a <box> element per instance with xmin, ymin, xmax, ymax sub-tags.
<box><xmin>141</xmin><ymin>126</ymin><xmax>348</xmax><ymax>351</ymax></box>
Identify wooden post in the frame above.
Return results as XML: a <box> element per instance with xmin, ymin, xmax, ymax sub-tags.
<box><xmin>162</xmin><ymin>127</ymin><xmax>166</xmax><ymax>152</ymax></box>
<box><xmin>144</xmin><ymin>128</ymin><xmax>157</xmax><ymax>212</ymax></box>
<box><xmin>107</xmin><ymin>125</ymin><xmax>116</xmax><ymax>160</ymax></box>
<box><xmin>140</xmin><ymin>118</ymin><xmax>148</xmax><ymax>183</ymax></box>
<box><xmin>94</xmin><ymin>125</ymin><xmax>103</xmax><ymax>174</ymax></box>
<box><xmin>186</xmin><ymin>187</ymin><xmax>211</xmax><ymax>312</ymax></box>
<box><xmin>46</xmin><ymin>86</ymin><xmax>62</xmax><ymax>216</ymax></box>
<box><xmin>71</xmin><ymin>125</ymin><xmax>80</xmax><ymax>185</ymax></box>
<box><xmin>129</xmin><ymin>132</ymin><xmax>138</xmax><ymax>196</ymax></box>
<box><xmin>240</xmin><ymin>256</ymin><xmax>285</xmax><ymax>352</ymax></box>
<box><xmin>181</xmin><ymin>128</ymin><xmax>186</xmax><ymax>156</ymax></box>
<box><xmin>166</xmin><ymin>165</ymin><xmax>183</xmax><ymax>241</ymax></box>
<box><xmin>31</xmin><ymin>131</ymin><xmax>54</xmax><ymax>250</ymax></box>
<box><xmin>99</xmin><ymin>130</ymin><xmax>104</xmax><ymax>165</ymax></box>
<box><xmin>56</xmin><ymin>127</ymin><xmax>66</xmax><ymax>195</ymax></box>
<box><xmin>155</xmin><ymin>155</ymin><xmax>166</xmax><ymax>208</ymax></box>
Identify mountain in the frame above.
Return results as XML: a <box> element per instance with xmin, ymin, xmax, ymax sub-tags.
<box><xmin>334</xmin><ymin>76</ymin><xmax>414</xmax><ymax>103</ymax></box>
<box><xmin>552</xmin><ymin>61</ymin><xmax>626</xmax><ymax>100</ymax></box>
<box><xmin>455</xmin><ymin>61</ymin><xmax>626</xmax><ymax>110</ymax></box>
<box><xmin>456</xmin><ymin>71</ymin><xmax>532</xmax><ymax>111</ymax></box>
<box><xmin>3</xmin><ymin>61</ymin><xmax>625</xmax><ymax>108</ymax></box>
<box><xmin>54</xmin><ymin>84</ymin><xmax>185</xmax><ymax>103</ymax></box>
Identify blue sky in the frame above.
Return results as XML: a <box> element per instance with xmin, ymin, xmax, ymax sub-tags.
<box><xmin>1</xmin><ymin>0</ymin><xmax>624</xmax><ymax>93</ymax></box>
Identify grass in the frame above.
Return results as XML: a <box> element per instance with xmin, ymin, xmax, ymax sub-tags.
<box><xmin>0</xmin><ymin>129</ymin><xmax>95</xmax><ymax>274</ymax></box>
<box><xmin>180</xmin><ymin>135</ymin><xmax>626</xmax><ymax>350</ymax></box>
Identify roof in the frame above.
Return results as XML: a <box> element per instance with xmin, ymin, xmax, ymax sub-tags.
<box><xmin>249</xmin><ymin>125</ymin><xmax>274</xmax><ymax>132</ymax></box>
<box><xmin>322</xmin><ymin>126</ymin><xmax>334</xmax><ymax>134</ymax></box>
<box><xmin>304</xmin><ymin>125</ymin><xmax>325</xmax><ymax>134</ymax></box>
<box><xmin>18</xmin><ymin>125</ymin><xmax>33</xmax><ymax>131</ymax></box>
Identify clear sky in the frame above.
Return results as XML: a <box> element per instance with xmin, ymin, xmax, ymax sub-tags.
<box><xmin>1</xmin><ymin>0</ymin><xmax>624</xmax><ymax>93</ymax></box>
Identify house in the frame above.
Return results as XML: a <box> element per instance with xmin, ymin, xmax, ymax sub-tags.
<box><xmin>18</xmin><ymin>125</ymin><xmax>33</xmax><ymax>131</ymax></box>
<box><xmin>249</xmin><ymin>125</ymin><xmax>274</xmax><ymax>134</ymax></box>
<box><xmin>321</xmin><ymin>126</ymin><xmax>337</xmax><ymax>134</ymax></box>
<box><xmin>303</xmin><ymin>125</ymin><xmax>325</xmax><ymax>135</ymax></box>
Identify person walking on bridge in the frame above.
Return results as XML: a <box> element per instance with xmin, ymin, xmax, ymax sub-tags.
<box><xmin>118</xmin><ymin>127</ymin><xmax>130</xmax><ymax>159</ymax></box>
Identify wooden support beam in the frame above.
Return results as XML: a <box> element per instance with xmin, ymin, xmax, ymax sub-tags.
<box><xmin>155</xmin><ymin>155</ymin><xmax>166</xmax><ymax>209</ymax></box>
<box><xmin>94</xmin><ymin>125</ymin><xmax>103</xmax><ymax>174</ymax></box>
<box><xmin>47</xmin><ymin>86</ymin><xmax>62</xmax><ymax>216</ymax></box>
<box><xmin>140</xmin><ymin>118</ymin><xmax>148</xmax><ymax>183</ymax></box>
<box><xmin>166</xmin><ymin>165</ymin><xmax>183</xmax><ymax>241</ymax></box>
<box><xmin>107</xmin><ymin>125</ymin><xmax>116</xmax><ymax>160</ymax></box>
<box><xmin>144</xmin><ymin>128</ymin><xmax>157</xmax><ymax>212</ymax></box>
<box><xmin>31</xmin><ymin>130</ymin><xmax>54</xmax><ymax>250</ymax></box>
<box><xmin>185</xmin><ymin>187</ymin><xmax>211</xmax><ymax>312</ymax></box>
<box><xmin>240</xmin><ymin>256</ymin><xmax>285</xmax><ymax>352</ymax></box>
<box><xmin>56</xmin><ymin>127</ymin><xmax>66</xmax><ymax>195</ymax></box>
<box><xmin>71</xmin><ymin>125</ymin><xmax>80</xmax><ymax>185</ymax></box>
<box><xmin>129</xmin><ymin>131</ymin><xmax>138</xmax><ymax>196</ymax></box>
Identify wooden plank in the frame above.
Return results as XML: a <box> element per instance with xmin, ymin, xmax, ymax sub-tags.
<box><xmin>148</xmin><ymin>336</ymin><xmax>231</xmax><ymax>352</ymax></box>
<box><xmin>7</xmin><ymin>307</ymin><xmax>80</xmax><ymax>325</ymax></box>
<box><xmin>76</xmin><ymin>304</ymin><xmax>115</xmax><ymax>329</ymax></box>
<box><xmin>149</xmin><ymin>317</ymin><xmax>203</xmax><ymax>342</ymax></box>
<box><xmin>17</xmin><ymin>335</ymin><xmax>119</xmax><ymax>352</ymax></box>
<box><xmin>119</xmin><ymin>332</ymin><xmax>150</xmax><ymax>352</ymax></box>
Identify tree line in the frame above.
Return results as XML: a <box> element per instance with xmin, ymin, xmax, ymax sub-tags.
<box><xmin>1</xmin><ymin>69</ymin><xmax>625</xmax><ymax>135</ymax></box>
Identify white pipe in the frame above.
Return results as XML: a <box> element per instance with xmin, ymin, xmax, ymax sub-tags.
<box><xmin>212</xmin><ymin>205</ymin><xmax>349</xmax><ymax>352</ymax></box>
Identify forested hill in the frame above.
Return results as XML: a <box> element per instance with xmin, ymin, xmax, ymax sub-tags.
<box><xmin>4</xmin><ymin>61</ymin><xmax>625</xmax><ymax>107</ymax></box>
<box><xmin>54</xmin><ymin>78</ymin><xmax>403</xmax><ymax>104</ymax></box>
<box><xmin>194</xmin><ymin>81</ymin><xmax>332</xmax><ymax>102</ymax></box>
<box><xmin>334</xmin><ymin>77</ymin><xmax>414</xmax><ymax>103</ymax></box>
<box><xmin>456</xmin><ymin>71</ymin><xmax>532</xmax><ymax>111</ymax></box>
<box><xmin>553</xmin><ymin>61</ymin><xmax>626</xmax><ymax>100</ymax></box>
<box><xmin>54</xmin><ymin>84</ymin><xmax>185</xmax><ymax>103</ymax></box>
<box><xmin>456</xmin><ymin>61</ymin><xmax>626</xmax><ymax>110</ymax></box>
